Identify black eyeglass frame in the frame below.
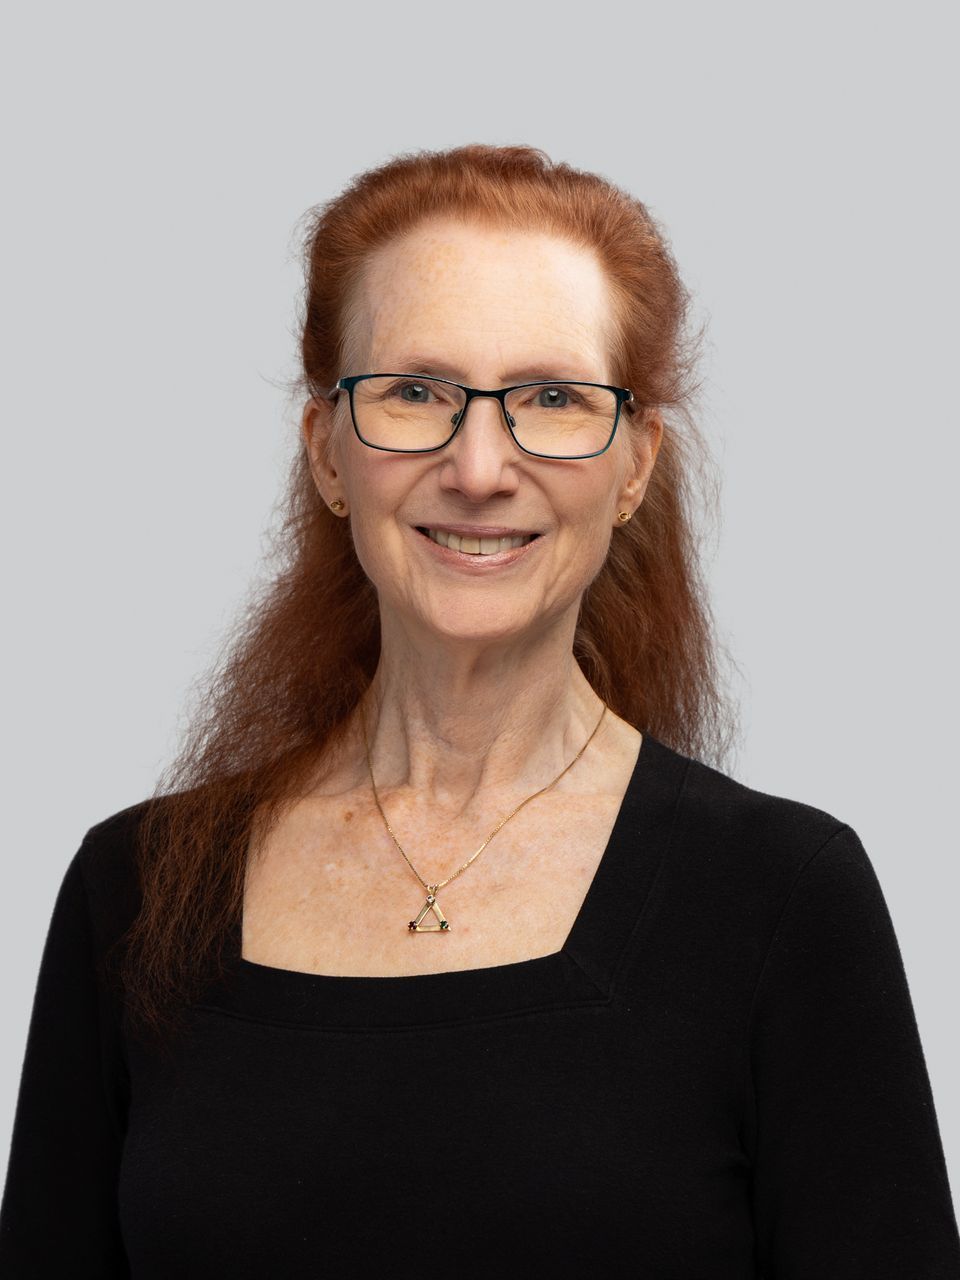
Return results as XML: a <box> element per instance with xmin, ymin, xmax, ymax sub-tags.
<box><xmin>326</xmin><ymin>373</ymin><xmax>636</xmax><ymax>460</ymax></box>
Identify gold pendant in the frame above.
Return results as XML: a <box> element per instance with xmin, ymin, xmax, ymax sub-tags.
<box><xmin>408</xmin><ymin>887</ymin><xmax>449</xmax><ymax>932</ymax></box>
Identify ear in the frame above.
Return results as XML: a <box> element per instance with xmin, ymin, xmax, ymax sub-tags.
<box><xmin>615</xmin><ymin>408</ymin><xmax>664</xmax><ymax>520</ymax></box>
<box><xmin>301</xmin><ymin>394</ymin><xmax>348</xmax><ymax>514</ymax></box>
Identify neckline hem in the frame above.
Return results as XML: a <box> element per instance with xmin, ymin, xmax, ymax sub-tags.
<box><xmin>201</xmin><ymin>732</ymin><xmax>689</xmax><ymax>1028</ymax></box>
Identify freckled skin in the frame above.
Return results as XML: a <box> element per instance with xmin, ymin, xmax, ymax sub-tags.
<box><xmin>249</xmin><ymin>227</ymin><xmax>665</xmax><ymax>968</ymax></box>
<box><xmin>302</xmin><ymin>217</ymin><xmax>662</xmax><ymax>658</ymax></box>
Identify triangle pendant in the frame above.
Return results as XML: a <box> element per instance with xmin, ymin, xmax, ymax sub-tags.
<box><xmin>408</xmin><ymin>889</ymin><xmax>449</xmax><ymax>932</ymax></box>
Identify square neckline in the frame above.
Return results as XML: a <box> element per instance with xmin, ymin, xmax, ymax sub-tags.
<box><xmin>201</xmin><ymin>732</ymin><xmax>690</xmax><ymax>1029</ymax></box>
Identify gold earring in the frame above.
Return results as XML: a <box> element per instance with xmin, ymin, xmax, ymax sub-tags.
<box><xmin>617</xmin><ymin>511</ymin><xmax>632</xmax><ymax>523</ymax></box>
<box><xmin>330</xmin><ymin>499</ymin><xmax>345</xmax><ymax>511</ymax></box>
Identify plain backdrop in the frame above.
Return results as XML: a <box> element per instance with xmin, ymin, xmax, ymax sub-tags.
<box><xmin>2</xmin><ymin>0</ymin><xmax>957</xmax><ymax>1205</ymax></box>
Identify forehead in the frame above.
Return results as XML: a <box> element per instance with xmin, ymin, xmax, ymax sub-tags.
<box><xmin>355</xmin><ymin>219</ymin><xmax>615</xmax><ymax>380</ymax></box>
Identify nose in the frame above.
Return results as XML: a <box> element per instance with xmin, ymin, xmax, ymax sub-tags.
<box><xmin>439</xmin><ymin>393</ymin><xmax>521</xmax><ymax>498</ymax></box>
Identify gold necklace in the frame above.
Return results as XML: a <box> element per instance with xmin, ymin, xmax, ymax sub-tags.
<box><xmin>361</xmin><ymin>701</ymin><xmax>608</xmax><ymax>932</ymax></box>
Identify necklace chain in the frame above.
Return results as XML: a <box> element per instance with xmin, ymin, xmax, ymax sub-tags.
<box><xmin>362</xmin><ymin>701</ymin><xmax>608</xmax><ymax>896</ymax></box>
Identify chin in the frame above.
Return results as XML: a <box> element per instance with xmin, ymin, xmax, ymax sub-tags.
<box><xmin>415</xmin><ymin>604</ymin><xmax>534</xmax><ymax>643</ymax></box>
<box><xmin>428</xmin><ymin>619</ymin><xmax>527</xmax><ymax>643</ymax></box>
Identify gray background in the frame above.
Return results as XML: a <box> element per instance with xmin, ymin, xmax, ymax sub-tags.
<box><xmin>2</xmin><ymin>2</ymin><xmax>957</xmax><ymax>1201</ymax></box>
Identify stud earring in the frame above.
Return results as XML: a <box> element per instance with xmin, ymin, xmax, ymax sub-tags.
<box><xmin>330</xmin><ymin>499</ymin><xmax>345</xmax><ymax>511</ymax></box>
<box><xmin>617</xmin><ymin>511</ymin><xmax>632</xmax><ymax>523</ymax></box>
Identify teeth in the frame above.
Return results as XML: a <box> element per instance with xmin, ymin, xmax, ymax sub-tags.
<box><xmin>425</xmin><ymin>529</ymin><xmax>535</xmax><ymax>555</ymax></box>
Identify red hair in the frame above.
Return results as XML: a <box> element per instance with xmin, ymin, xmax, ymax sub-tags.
<box><xmin>117</xmin><ymin>143</ymin><xmax>739</xmax><ymax>1042</ymax></box>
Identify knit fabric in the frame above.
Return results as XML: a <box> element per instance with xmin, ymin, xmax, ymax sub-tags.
<box><xmin>2</xmin><ymin>734</ymin><xmax>959</xmax><ymax>1277</ymax></box>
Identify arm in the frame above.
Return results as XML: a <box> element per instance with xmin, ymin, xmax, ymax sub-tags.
<box><xmin>746</xmin><ymin>824</ymin><xmax>960</xmax><ymax>1277</ymax></box>
<box><xmin>0</xmin><ymin>842</ymin><xmax>131</xmax><ymax>1277</ymax></box>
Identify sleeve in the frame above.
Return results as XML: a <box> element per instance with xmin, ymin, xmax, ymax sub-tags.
<box><xmin>747</xmin><ymin>823</ymin><xmax>960</xmax><ymax>1277</ymax></box>
<box><xmin>0</xmin><ymin>842</ymin><xmax>131</xmax><ymax>1277</ymax></box>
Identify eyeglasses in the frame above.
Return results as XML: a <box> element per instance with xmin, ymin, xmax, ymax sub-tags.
<box><xmin>327</xmin><ymin>373</ymin><xmax>636</xmax><ymax>460</ymax></box>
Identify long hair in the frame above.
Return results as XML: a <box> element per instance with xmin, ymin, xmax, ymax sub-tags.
<box><xmin>117</xmin><ymin>143</ymin><xmax>740</xmax><ymax>1044</ymax></box>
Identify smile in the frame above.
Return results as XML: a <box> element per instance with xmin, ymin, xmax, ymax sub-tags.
<box><xmin>413</xmin><ymin>526</ymin><xmax>543</xmax><ymax>568</ymax></box>
<box><xmin>419</xmin><ymin>528</ymin><xmax>538</xmax><ymax>555</ymax></box>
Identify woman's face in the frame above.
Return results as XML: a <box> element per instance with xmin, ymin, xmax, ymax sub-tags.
<box><xmin>304</xmin><ymin>218</ymin><xmax>662</xmax><ymax>651</ymax></box>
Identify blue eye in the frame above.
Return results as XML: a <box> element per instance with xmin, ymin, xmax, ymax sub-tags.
<box><xmin>396</xmin><ymin>381</ymin><xmax>433</xmax><ymax>402</ymax></box>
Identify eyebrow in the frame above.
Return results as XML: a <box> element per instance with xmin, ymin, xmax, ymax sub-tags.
<box><xmin>376</xmin><ymin>354</ymin><xmax>602</xmax><ymax>384</ymax></box>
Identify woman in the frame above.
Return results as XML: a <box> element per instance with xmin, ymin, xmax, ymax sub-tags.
<box><xmin>1</xmin><ymin>144</ymin><xmax>958</xmax><ymax>1277</ymax></box>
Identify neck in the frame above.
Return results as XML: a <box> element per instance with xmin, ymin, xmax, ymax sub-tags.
<box><xmin>352</xmin><ymin>618</ymin><xmax>608</xmax><ymax>816</ymax></box>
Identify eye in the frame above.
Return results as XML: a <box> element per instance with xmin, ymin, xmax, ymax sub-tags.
<box><xmin>387</xmin><ymin>379</ymin><xmax>436</xmax><ymax>403</ymax></box>
<box><xmin>396</xmin><ymin>381</ymin><xmax>435</xmax><ymax>401</ymax></box>
<box><xmin>528</xmin><ymin>385</ymin><xmax>584</xmax><ymax>409</ymax></box>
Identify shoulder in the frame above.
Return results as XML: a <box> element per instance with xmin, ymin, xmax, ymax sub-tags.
<box><xmin>648</xmin><ymin>735</ymin><xmax>856</xmax><ymax>899</ymax></box>
<box><xmin>69</xmin><ymin>795</ymin><xmax>165</xmax><ymax>954</ymax></box>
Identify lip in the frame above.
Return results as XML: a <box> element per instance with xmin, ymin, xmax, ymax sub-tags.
<box><xmin>411</xmin><ymin>525</ymin><xmax>544</xmax><ymax>570</ymax></box>
<box><xmin>414</xmin><ymin>523</ymin><xmax>543</xmax><ymax>538</ymax></box>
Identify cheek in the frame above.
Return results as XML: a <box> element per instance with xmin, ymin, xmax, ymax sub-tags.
<box><xmin>562</xmin><ymin>484</ymin><xmax>614</xmax><ymax>547</ymax></box>
<box><xmin>349</xmin><ymin>510</ymin><xmax>433</xmax><ymax>607</ymax></box>
<box><xmin>549</xmin><ymin>515</ymin><xmax>614</xmax><ymax>595</ymax></box>
<box><xmin>349</xmin><ymin>517</ymin><xmax>403</xmax><ymax>587</ymax></box>
<box><xmin>582</xmin><ymin>523</ymin><xmax>615</xmax><ymax>580</ymax></box>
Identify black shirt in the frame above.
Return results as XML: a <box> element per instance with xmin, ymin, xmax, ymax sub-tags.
<box><xmin>2</xmin><ymin>733</ymin><xmax>959</xmax><ymax>1277</ymax></box>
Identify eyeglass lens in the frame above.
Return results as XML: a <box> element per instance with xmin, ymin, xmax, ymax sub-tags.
<box><xmin>350</xmin><ymin>376</ymin><xmax>618</xmax><ymax>457</ymax></box>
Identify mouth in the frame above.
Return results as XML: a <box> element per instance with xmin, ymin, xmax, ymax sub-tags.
<box><xmin>414</xmin><ymin>527</ymin><xmax>542</xmax><ymax>556</ymax></box>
